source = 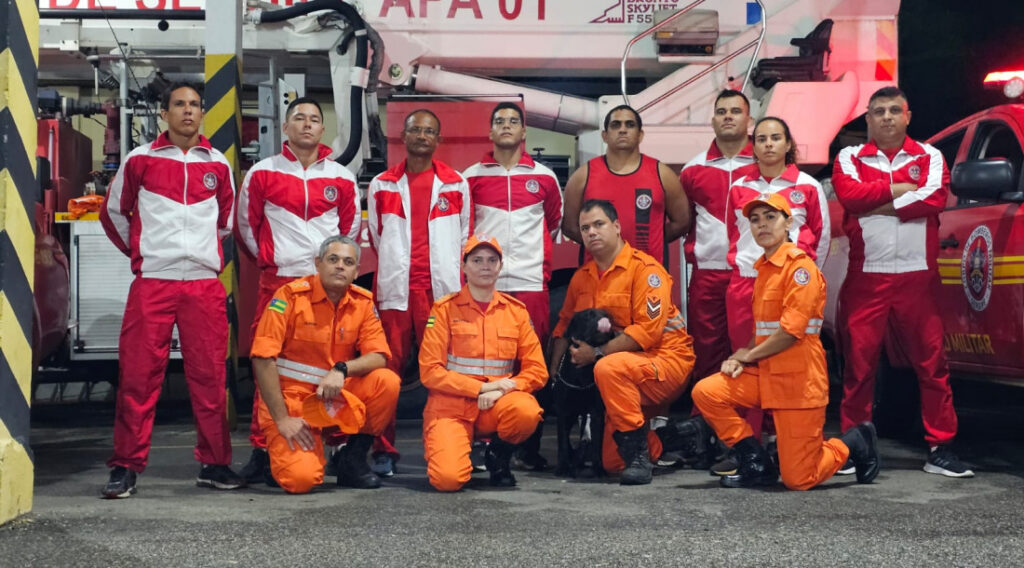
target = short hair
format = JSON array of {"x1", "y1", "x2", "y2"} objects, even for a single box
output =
[
  {"x1": 160, "y1": 82, "x2": 202, "y2": 111},
  {"x1": 317, "y1": 235, "x2": 360, "y2": 264},
  {"x1": 714, "y1": 89, "x2": 750, "y2": 113},
  {"x1": 753, "y1": 116, "x2": 798, "y2": 165},
  {"x1": 285, "y1": 97, "x2": 324, "y2": 121},
  {"x1": 603, "y1": 104, "x2": 642, "y2": 131},
  {"x1": 580, "y1": 199, "x2": 619, "y2": 223},
  {"x1": 404, "y1": 108, "x2": 442, "y2": 134},
  {"x1": 490, "y1": 102, "x2": 524, "y2": 126},
  {"x1": 868, "y1": 86, "x2": 908, "y2": 107}
]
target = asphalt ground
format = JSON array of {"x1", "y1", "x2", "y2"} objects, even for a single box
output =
[{"x1": 4, "y1": 379, "x2": 1024, "y2": 568}]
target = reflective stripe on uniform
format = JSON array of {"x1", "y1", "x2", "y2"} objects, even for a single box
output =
[
  {"x1": 446, "y1": 354, "x2": 516, "y2": 376},
  {"x1": 277, "y1": 357, "x2": 330, "y2": 385},
  {"x1": 663, "y1": 314, "x2": 686, "y2": 332},
  {"x1": 755, "y1": 319, "x2": 822, "y2": 336}
]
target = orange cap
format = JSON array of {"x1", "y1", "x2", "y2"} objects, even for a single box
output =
[
  {"x1": 742, "y1": 193, "x2": 792, "y2": 218},
  {"x1": 462, "y1": 234, "x2": 503, "y2": 260},
  {"x1": 301, "y1": 390, "x2": 366, "y2": 433}
]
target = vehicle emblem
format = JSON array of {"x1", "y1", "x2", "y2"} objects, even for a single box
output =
[{"x1": 961, "y1": 225, "x2": 993, "y2": 312}]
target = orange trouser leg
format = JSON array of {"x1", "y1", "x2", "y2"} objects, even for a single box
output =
[
  {"x1": 257, "y1": 383, "x2": 326, "y2": 494},
  {"x1": 594, "y1": 351, "x2": 693, "y2": 432},
  {"x1": 773, "y1": 407, "x2": 849, "y2": 491},
  {"x1": 343, "y1": 368, "x2": 401, "y2": 436},
  {"x1": 475, "y1": 391, "x2": 543, "y2": 444},
  {"x1": 423, "y1": 417, "x2": 475, "y2": 492},
  {"x1": 690, "y1": 370, "x2": 762, "y2": 446}
]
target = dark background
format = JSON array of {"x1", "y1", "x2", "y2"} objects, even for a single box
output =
[{"x1": 900, "y1": 0, "x2": 1024, "y2": 138}]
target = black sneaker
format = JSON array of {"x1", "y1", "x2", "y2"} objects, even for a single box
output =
[
  {"x1": 836, "y1": 458, "x2": 856, "y2": 475},
  {"x1": 196, "y1": 464, "x2": 246, "y2": 490},
  {"x1": 709, "y1": 454, "x2": 739, "y2": 476},
  {"x1": 924, "y1": 446, "x2": 975, "y2": 478},
  {"x1": 239, "y1": 448, "x2": 270, "y2": 484},
  {"x1": 470, "y1": 441, "x2": 488, "y2": 473},
  {"x1": 102, "y1": 466, "x2": 137, "y2": 499}
]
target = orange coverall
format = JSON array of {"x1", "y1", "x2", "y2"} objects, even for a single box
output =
[
  {"x1": 553, "y1": 243, "x2": 696, "y2": 473},
  {"x1": 692, "y1": 242, "x2": 849, "y2": 490},
  {"x1": 251, "y1": 275, "x2": 400, "y2": 494},
  {"x1": 418, "y1": 286, "x2": 548, "y2": 492}
]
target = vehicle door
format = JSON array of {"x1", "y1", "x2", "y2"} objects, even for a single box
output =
[{"x1": 935, "y1": 113, "x2": 1024, "y2": 379}]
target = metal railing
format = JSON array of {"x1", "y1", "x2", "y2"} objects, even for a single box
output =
[{"x1": 620, "y1": 0, "x2": 767, "y2": 114}]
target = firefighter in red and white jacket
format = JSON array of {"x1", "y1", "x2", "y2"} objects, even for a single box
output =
[
  {"x1": 725, "y1": 117, "x2": 830, "y2": 353},
  {"x1": 235, "y1": 97, "x2": 361, "y2": 483},
  {"x1": 680, "y1": 89, "x2": 756, "y2": 380},
  {"x1": 99, "y1": 83, "x2": 242, "y2": 498},
  {"x1": 832, "y1": 86, "x2": 973, "y2": 478},
  {"x1": 366, "y1": 109, "x2": 472, "y2": 475}
]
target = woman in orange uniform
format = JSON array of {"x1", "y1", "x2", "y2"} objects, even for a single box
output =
[
  {"x1": 692, "y1": 193, "x2": 880, "y2": 490},
  {"x1": 418, "y1": 235, "x2": 548, "y2": 492}
]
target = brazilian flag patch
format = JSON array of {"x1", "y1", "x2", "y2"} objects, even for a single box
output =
[
  {"x1": 426, "y1": 315, "x2": 436, "y2": 328},
  {"x1": 269, "y1": 299, "x2": 287, "y2": 314}
]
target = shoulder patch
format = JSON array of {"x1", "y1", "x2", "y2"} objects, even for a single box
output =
[
  {"x1": 793, "y1": 267, "x2": 811, "y2": 286},
  {"x1": 647, "y1": 273, "x2": 662, "y2": 288},
  {"x1": 645, "y1": 296, "x2": 662, "y2": 319},
  {"x1": 426, "y1": 315, "x2": 437, "y2": 328},
  {"x1": 287, "y1": 279, "x2": 312, "y2": 292},
  {"x1": 786, "y1": 246, "x2": 807, "y2": 259},
  {"x1": 348, "y1": 284, "x2": 373, "y2": 300},
  {"x1": 268, "y1": 298, "x2": 288, "y2": 314}
]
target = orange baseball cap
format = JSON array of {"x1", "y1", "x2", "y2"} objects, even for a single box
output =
[
  {"x1": 463, "y1": 234, "x2": 503, "y2": 260},
  {"x1": 742, "y1": 193, "x2": 792, "y2": 218},
  {"x1": 301, "y1": 390, "x2": 366, "y2": 433}
]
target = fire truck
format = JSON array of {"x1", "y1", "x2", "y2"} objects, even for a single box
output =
[{"x1": 31, "y1": 0, "x2": 901, "y2": 401}]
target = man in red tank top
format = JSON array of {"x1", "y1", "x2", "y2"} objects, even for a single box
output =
[{"x1": 562, "y1": 105, "x2": 690, "y2": 264}]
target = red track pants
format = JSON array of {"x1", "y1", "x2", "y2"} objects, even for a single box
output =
[{"x1": 687, "y1": 268, "x2": 732, "y2": 381}]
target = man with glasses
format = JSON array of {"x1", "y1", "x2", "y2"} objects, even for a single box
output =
[
  {"x1": 463, "y1": 103, "x2": 562, "y2": 470},
  {"x1": 366, "y1": 108, "x2": 472, "y2": 477}
]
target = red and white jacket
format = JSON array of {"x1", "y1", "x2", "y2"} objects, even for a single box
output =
[
  {"x1": 236, "y1": 143, "x2": 360, "y2": 278},
  {"x1": 100, "y1": 132, "x2": 234, "y2": 280},
  {"x1": 463, "y1": 152, "x2": 562, "y2": 292},
  {"x1": 367, "y1": 159, "x2": 471, "y2": 311},
  {"x1": 680, "y1": 140, "x2": 756, "y2": 270},
  {"x1": 726, "y1": 164, "x2": 830, "y2": 278},
  {"x1": 833, "y1": 137, "x2": 949, "y2": 273}
]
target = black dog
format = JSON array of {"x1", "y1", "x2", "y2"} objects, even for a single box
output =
[{"x1": 553, "y1": 308, "x2": 617, "y2": 478}]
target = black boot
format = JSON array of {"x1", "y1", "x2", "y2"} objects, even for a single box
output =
[
  {"x1": 613, "y1": 427, "x2": 653, "y2": 485},
  {"x1": 655, "y1": 416, "x2": 713, "y2": 466},
  {"x1": 720, "y1": 436, "x2": 779, "y2": 488},
  {"x1": 485, "y1": 437, "x2": 517, "y2": 487},
  {"x1": 840, "y1": 422, "x2": 880, "y2": 484},
  {"x1": 239, "y1": 448, "x2": 270, "y2": 485},
  {"x1": 336, "y1": 434, "x2": 381, "y2": 489}
]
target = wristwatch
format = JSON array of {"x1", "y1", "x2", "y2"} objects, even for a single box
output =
[
  {"x1": 332, "y1": 361, "x2": 348, "y2": 377},
  {"x1": 593, "y1": 346, "x2": 605, "y2": 361}
]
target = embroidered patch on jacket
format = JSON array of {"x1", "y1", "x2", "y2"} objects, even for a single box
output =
[
  {"x1": 526, "y1": 179, "x2": 540, "y2": 193},
  {"x1": 268, "y1": 298, "x2": 288, "y2": 313},
  {"x1": 426, "y1": 315, "x2": 436, "y2": 328},
  {"x1": 793, "y1": 268, "x2": 811, "y2": 286},
  {"x1": 908, "y1": 164, "x2": 921, "y2": 180},
  {"x1": 437, "y1": 196, "x2": 450, "y2": 212},
  {"x1": 789, "y1": 189, "x2": 805, "y2": 204},
  {"x1": 646, "y1": 296, "x2": 662, "y2": 319},
  {"x1": 636, "y1": 193, "x2": 653, "y2": 210},
  {"x1": 203, "y1": 172, "x2": 218, "y2": 190},
  {"x1": 647, "y1": 273, "x2": 662, "y2": 288},
  {"x1": 324, "y1": 185, "x2": 338, "y2": 201}
]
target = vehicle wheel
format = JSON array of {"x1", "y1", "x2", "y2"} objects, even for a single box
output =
[{"x1": 872, "y1": 355, "x2": 923, "y2": 440}]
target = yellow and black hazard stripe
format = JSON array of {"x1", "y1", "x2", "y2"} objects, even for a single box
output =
[
  {"x1": 0, "y1": 0, "x2": 38, "y2": 521},
  {"x1": 204, "y1": 52, "x2": 243, "y2": 426}
]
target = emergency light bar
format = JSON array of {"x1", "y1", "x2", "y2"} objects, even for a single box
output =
[{"x1": 983, "y1": 70, "x2": 1024, "y2": 100}]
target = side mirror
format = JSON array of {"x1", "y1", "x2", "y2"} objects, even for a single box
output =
[{"x1": 950, "y1": 158, "x2": 1022, "y2": 202}]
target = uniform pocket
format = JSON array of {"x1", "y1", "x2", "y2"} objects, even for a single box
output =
[
  {"x1": 293, "y1": 323, "x2": 329, "y2": 343},
  {"x1": 496, "y1": 327, "x2": 519, "y2": 359}
]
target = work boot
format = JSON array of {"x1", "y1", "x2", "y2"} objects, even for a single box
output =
[
  {"x1": 335, "y1": 434, "x2": 381, "y2": 489},
  {"x1": 239, "y1": 448, "x2": 270, "y2": 485},
  {"x1": 840, "y1": 422, "x2": 881, "y2": 484},
  {"x1": 654, "y1": 416, "x2": 713, "y2": 466},
  {"x1": 485, "y1": 437, "x2": 517, "y2": 487},
  {"x1": 720, "y1": 436, "x2": 778, "y2": 488},
  {"x1": 612, "y1": 427, "x2": 654, "y2": 486}
]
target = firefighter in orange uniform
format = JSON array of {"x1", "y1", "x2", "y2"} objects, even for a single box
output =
[
  {"x1": 250, "y1": 235, "x2": 400, "y2": 494},
  {"x1": 692, "y1": 194, "x2": 880, "y2": 490},
  {"x1": 550, "y1": 199, "x2": 695, "y2": 486},
  {"x1": 419, "y1": 235, "x2": 548, "y2": 492}
]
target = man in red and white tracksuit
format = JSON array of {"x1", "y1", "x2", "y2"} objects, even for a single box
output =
[
  {"x1": 366, "y1": 108, "x2": 472, "y2": 476},
  {"x1": 463, "y1": 102, "x2": 562, "y2": 470},
  {"x1": 833, "y1": 86, "x2": 972, "y2": 478},
  {"x1": 680, "y1": 89, "x2": 755, "y2": 380},
  {"x1": 99, "y1": 83, "x2": 242, "y2": 498},
  {"x1": 235, "y1": 97, "x2": 361, "y2": 482}
]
